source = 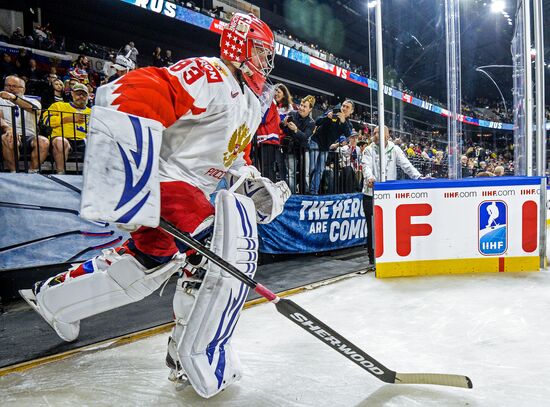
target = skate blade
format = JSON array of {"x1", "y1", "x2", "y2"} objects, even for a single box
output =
[
  {"x1": 19, "y1": 289, "x2": 58, "y2": 334},
  {"x1": 168, "y1": 370, "x2": 190, "y2": 391},
  {"x1": 19, "y1": 289, "x2": 41, "y2": 314}
]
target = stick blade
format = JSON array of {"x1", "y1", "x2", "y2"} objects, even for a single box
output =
[
  {"x1": 395, "y1": 373, "x2": 473, "y2": 389},
  {"x1": 276, "y1": 298, "x2": 473, "y2": 389},
  {"x1": 274, "y1": 298, "x2": 397, "y2": 383}
]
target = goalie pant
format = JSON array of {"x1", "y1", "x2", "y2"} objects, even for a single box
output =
[{"x1": 20, "y1": 190, "x2": 258, "y2": 398}]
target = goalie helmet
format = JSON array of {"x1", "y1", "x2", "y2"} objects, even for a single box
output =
[{"x1": 220, "y1": 13, "x2": 275, "y2": 96}]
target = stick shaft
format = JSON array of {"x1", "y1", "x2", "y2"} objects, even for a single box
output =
[
  {"x1": 0, "y1": 230, "x2": 113, "y2": 252},
  {"x1": 66, "y1": 236, "x2": 123, "y2": 262},
  {"x1": 159, "y1": 219, "x2": 394, "y2": 382},
  {"x1": 0, "y1": 201, "x2": 108, "y2": 227},
  {"x1": 41, "y1": 174, "x2": 82, "y2": 194},
  {"x1": 159, "y1": 219, "x2": 260, "y2": 290},
  {"x1": 275, "y1": 297, "x2": 396, "y2": 382},
  {"x1": 0, "y1": 201, "x2": 79, "y2": 216}
]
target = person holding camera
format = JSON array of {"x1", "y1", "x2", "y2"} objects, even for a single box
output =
[
  {"x1": 280, "y1": 95, "x2": 315, "y2": 193},
  {"x1": 274, "y1": 83, "x2": 294, "y2": 119},
  {"x1": 309, "y1": 99, "x2": 354, "y2": 194}
]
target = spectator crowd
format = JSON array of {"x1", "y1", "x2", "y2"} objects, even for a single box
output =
[{"x1": 0, "y1": 23, "x2": 526, "y2": 186}]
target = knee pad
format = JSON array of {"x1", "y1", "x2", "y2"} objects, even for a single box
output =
[{"x1": 169, "y1": 190, "x2": 258, "y2": 398}]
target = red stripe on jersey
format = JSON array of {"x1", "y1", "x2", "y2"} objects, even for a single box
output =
[
  {"x1": 111, "y1": 67, "x2": 204, "y2": 128},
  {"x1": 190, "y1": 105, "x2": 207, "y2": 115},
  {"x1": 242, "y1": 143, "x2": 252, "y2": 165}
]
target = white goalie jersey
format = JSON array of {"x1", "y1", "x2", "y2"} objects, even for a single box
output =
[{"x1": 95, "y1": 57, "x2": 262, "y2": 197}]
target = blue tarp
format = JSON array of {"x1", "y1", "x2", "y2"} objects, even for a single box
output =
[
  {"x1": 0, "y1": 175, "x2": 367, "y2": 269},
  {"x1": 0, "y1": 174, "x2": 127, "y2": 270}
]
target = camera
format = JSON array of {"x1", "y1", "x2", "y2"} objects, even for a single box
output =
[
  {"x1": 286, "y1": 116, "x2": 294, "y2": 124},
  {"x1": 331, "y1": 108, "x2": 340, "y2": 122}
]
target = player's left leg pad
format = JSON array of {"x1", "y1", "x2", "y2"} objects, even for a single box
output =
[
  {"x1": 169, "y1": 189, "x2": 258, "y2": 398},
  {"x1": 19, "y1": 250, "x2": 181, "y2": 342}
]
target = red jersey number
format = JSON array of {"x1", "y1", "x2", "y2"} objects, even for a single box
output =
[
  {"x1": 169, "y1": 59, "x2": 205, "y2": 85},
  {"x1": 168, "y1": 59, "x2": 192, "y2": 72},
  {"x1": 182, "y1": 65, "x2": 204, "y2": 85}
]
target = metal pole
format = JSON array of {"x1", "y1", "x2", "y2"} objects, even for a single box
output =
[
  {"x1": 444, "y1": 0, "x2": 462, "y2": 179},
  {"x1": 398, "y1": 82, "x2": 404, "y2": 133},
  {"x1": 391, "y1": 79, "x2": 396, "y2": 131},
  {"x1": 539, "y1": 177, "x2": 547, "y2": 270},
  {"x1": 534, "y1": 0, "x2": 545, "y2": 176},
  {"x1": 533, "y1": 0, "x2": 546, "y2": 269},
  {"x1": 375, "y1": 0, "x2": 386, "y2": 181},
  {"x1": 523, "y1": 0, "x2": 533, "y2": 175},
  {"x1": 368, "y1": 6, "x2": 373, "y2": 121}
]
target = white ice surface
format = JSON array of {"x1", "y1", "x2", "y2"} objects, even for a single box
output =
[{"x1": 2, "y1": 271, "x2": 550, "y2": 407}]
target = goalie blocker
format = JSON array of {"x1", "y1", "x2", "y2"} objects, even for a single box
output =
[{"x1": 80, "y1": 106, "x2": 163, "y2": 229}]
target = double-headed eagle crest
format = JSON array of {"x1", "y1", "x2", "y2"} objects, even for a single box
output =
[{"x1": 224, "y1": 123, "x2": 252, "y2": 167}]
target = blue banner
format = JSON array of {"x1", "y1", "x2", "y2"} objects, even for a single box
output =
[{"x1": 259, "y1": 193, "x2": 367, "y2": 254}]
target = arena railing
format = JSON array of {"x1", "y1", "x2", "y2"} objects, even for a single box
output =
[
  {"x1": 252, "y1": 140, "x2": 364, "y2": 196},
  {"x1": 0, "y1": 107, "x2": 88, "y2": 175}
]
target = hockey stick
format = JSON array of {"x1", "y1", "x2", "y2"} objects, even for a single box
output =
[
  {"x1": 159, "y1": 218, "x2": 472, "y2": 389},
  {"x1": 0, "y1": 201, "x2": 108, "y2": 227},
  {"x1": 40, "y1": 173, "x2": 82, "y2": 195},
  {"x1": 0, "y1": 230, "x2": 114, "y2": 252},
  {"x1": 66, "y1": 235, "x2": 123, "y2": 262}
]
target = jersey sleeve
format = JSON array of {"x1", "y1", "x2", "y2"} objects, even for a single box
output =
[
  {"x1": 256, "y1": 101, "x2": 282, "y2": 145},
  {"x1": 43, "y1": 102, "x2": 62, "y2": 128},
  {"x1": 95, "y1": 58, "x2": 221, "y2": 128}
]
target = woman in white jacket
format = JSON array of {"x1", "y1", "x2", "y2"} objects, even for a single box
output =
[{"x1": 361, "y1": 126, "x2": 421, "y2": 263}]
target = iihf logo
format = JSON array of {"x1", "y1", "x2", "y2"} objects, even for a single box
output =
[{"x1": 478, "y1": 200, "x2": 507, "y2": 255}]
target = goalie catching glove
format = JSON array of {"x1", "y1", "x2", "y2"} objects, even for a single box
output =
[{"x1": 226, "y1": 166, "x2": 291, "y2": 223}]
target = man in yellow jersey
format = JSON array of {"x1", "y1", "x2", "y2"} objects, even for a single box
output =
[{"x1": 44, "y1": 83, "x2": 91, "y2": 173}]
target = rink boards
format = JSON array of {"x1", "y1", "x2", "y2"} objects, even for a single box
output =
[{"x1": 374, "y1": 176, "x2": 544, "y2": 278}]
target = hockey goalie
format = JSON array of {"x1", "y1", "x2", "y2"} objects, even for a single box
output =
[{"x1": 19, "y1": 13, "x2": 290, "y2": 398}]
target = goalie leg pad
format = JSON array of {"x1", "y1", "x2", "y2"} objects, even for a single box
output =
[
  {"x1": 168, "y1": 190, "x2": 258, "y2": 398},
  {"x1": 19, "y1": 249, "x2": 181, "y2": 342}
]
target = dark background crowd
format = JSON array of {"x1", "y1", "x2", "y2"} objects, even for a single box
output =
[{"x1": 0, "y1": 2, "x2": 537, "y2": 187}]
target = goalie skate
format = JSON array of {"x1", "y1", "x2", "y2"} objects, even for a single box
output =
[{"x1": 20, "y1": 286, "x2": 80, "y2": 342}]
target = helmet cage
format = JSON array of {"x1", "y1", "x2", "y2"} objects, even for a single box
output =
[
  {"x1": 220, "y1": 13, "x2": 274, "y2": 95},
  {"x1": 244, "y1": 38, "x2": 274, "y2": 78}
]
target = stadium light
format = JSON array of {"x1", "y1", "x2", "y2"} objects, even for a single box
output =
[
  {"x1": 490, "y1": 1, "x2": 505, "y2": 13},
  {"x1": 367, "y1": 1, "x2": 377, "y2": 9}
]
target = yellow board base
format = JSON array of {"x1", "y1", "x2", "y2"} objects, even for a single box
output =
[{"x1": 376, "y1": 256, "x2": 540, "y2": 278}]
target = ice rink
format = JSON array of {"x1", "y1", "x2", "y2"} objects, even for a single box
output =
[{"x1": 2, "y1": 270, "x2": 550, "y2": 407}]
